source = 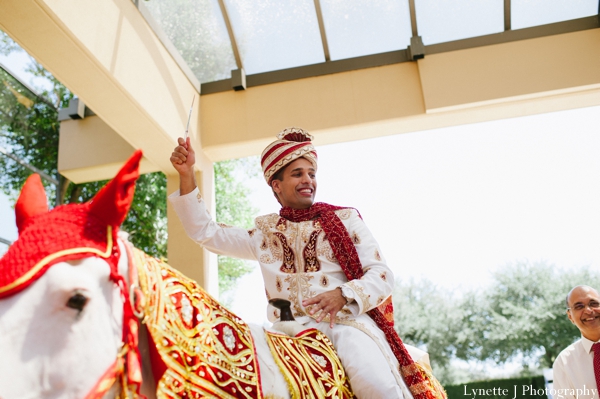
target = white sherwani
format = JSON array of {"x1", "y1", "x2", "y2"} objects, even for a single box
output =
[{"x1": 169, "y1": 188, "x2": 417, "y2": 398}]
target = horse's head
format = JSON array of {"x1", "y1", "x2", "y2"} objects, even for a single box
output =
[{"x1": 0, "y1": 151, "x2": 142, "y2": 399}]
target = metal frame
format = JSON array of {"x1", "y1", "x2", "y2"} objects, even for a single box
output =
[
  {"x1": 313, "y1": 0, "x2": 331, "y2": 62},
  {"x1": 0, "y1": 63, "x2": 55, "y2": 108},
  {"x1": 0, "y1": 237, "x2": 11, "y2": 246},
  {"x1": 201, "y1": 15, "x2": 599, "y2": 94},
  {"x1": 133, "y1": 2, "x2": 599, "y2": 95},
  {"x1": 135, "y1": 1, "x2": 200, "y2": 91},
  {"x1": 408, "y1": 0, "x2": 419, "y2": 37},
  {"x1": 504, "y1": 0, "x2": 511, "y2": 31},
  {"x1": 217, "y1": 0, "x2": 244, "y2": 70},
  {"x1": 0, "y1": 146, "x2": 59, "y2": 185}
]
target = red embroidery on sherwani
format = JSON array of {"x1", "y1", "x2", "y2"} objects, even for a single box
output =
[
  {"x1": 380, "y1": 271, "x2": 387, "y2": 282},
  {"x1": 280, "y1": 203, "x2": 447, "y2": 399},
  {"x1": 303, "y1": 230, "x2": 321, "y2": 272},
  {"x1": 374, "y1": 249, "x2": 381, "y2": 261},
  {"x1": 351, "y1": 231, "x2": 360, "y2": 244},
  {"x1": 276, "y1": 276, "x2": 283, "y2": 292},
  {"x1": 276, "y1": 217, "x2": 287, "y2": 231},
  {"x1": 274, "y1": 232, "x2": 296, "y2": 273},
  {"x1": 320, "y1": 274, "x2": 329, "y2": 287}
]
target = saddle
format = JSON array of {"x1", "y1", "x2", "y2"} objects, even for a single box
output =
[{"x1": 132, "y1": 246, "x2": 353, "y2": 399}]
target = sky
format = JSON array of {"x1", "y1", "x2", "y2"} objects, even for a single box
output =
[
  {"x1": 2, "y1": 36, "x2": 600, "y2": 324},
  {"x1": 229, "y1": 104, "x2": 600, "y2": 325},
  {"x1": 1, "y1": 4, "x2": 599, "y2": 379}
]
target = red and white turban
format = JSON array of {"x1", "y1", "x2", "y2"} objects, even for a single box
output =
[{"x1": 261, "y1": 127, "x2": 318, "y2": 185}]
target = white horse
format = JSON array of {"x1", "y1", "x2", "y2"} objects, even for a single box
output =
[{"x1": 0, "y1": 151, "x2": 355, "y2": 399}]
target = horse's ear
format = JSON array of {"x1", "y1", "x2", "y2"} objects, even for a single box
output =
[
  {"x1": 15, "y1": 174, "x2": 49, "y2": 234},
  {"x1": 89, "y1": 150, "x2": 143, "y2": 226}
]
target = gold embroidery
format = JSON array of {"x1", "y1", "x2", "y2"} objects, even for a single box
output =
[
  {"x1": 255, "y1": 214, "x2": 281, "y2": 234},
  {"x1": 317, "y1": 235, "x2": 336, "y2": 263},
  {"x1": 217, "y1": 222, "x2": 234, "y2": 228},
  {"x1": 276, "y1": 218, "x2": 287, "y2": 232},
  {"x1": 276, "y1": 276, "x2": 283, "y2": 292},
  {"x1": 248, "y1": 228, "x2": 256, "y2": 237},
  {"x1": 265, "y1": 329, "x2": 354, "y2": 399},
  {"x1": 380, "y1": 271, "x2": 387, "y2": 282},
  {"x1": 303, "y1": 230, "x2": 321, "y2": 272},
  {"x1": 134, "y1": 248, "x2": 262, "y2": 398},
  {"x1": 285, "y1": 273, "x2": 314, "y2": 317},
  {"x1": 274, "y1": 232, "x2": 296, "y2": 273},
  {"x1": 0, "y1": 226, "x2": 114, "y2": 295},
  {"x1": 320, "y1": 274, "x2": 329, "y2": 287},
  {"x1": 351, "y1": 231, "x2": 361, "y2": 244},
  {"x1": 374, "y1": 249, "x2": 381, "y2": 261},
  {"x1": 346, "y1": 281, "x2": 370, "y2": 310},
  {"x1": 335, "y1": 209, "x2": 352, "y2": 220},
  {"x1": 401, "y1": 363, "x2": 420, "y2": 375}
]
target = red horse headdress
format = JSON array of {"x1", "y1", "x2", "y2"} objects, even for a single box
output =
[{"x1": 0, "y1": 150, "x2": 142, "y2": 298}]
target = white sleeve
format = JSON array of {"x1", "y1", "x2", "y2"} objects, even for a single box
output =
[
  {"x1": 340, "y1": 210, "x2": 395, "y2": 316},
  {"x1": 552, "y1": 355, "x2": 576, "y2": 399},
  {"x1": 168, "y1": 188, "x2": 257, "y2": 260}
]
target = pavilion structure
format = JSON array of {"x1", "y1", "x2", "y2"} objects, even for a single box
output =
[{"x1": 1, "y1": 0, "x2": 598, "y2": 294}]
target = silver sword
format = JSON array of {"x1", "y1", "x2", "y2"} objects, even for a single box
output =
[{"x1": 184, "y1": 95, "x2": 195, "y2": 141}]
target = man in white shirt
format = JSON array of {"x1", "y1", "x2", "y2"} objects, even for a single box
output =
[{"x1": 553, "y1": 285, "x2": 600, "y2": 399}]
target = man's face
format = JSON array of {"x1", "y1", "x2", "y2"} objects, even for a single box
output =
[
  {"x1": 567, "y1": 286, "x2": 600, "y2": 341},
  {"x1": 271, "y1": 157, "x2": 317, "y2": 209}
]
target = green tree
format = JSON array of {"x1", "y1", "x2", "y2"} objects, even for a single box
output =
[
  {"x1": 142, "y1": 0, "x2": 236, "y2": 83},
  {"x1": 393, "y1": 278, "x2": 483, "y2": 385},
  {"x1": 214, "y1": 157, "x2": 260, "y2": 298},
  {"x1": 0, "y1": 34, "x2": 171, "y2": 258},
  {"x1": 469, "y1": 261, "x2": 600, "y2": 367},
  {"x1": 0, "y1": 30, "x2": 260, "y2": 297},
  {"x1": 393, "y1": 261, "x2": 600, "y2": 384}
]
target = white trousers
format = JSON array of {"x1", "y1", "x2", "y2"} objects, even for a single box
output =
[{"x1": 305, "y1": 320, "x2": 411, "y2": 399}]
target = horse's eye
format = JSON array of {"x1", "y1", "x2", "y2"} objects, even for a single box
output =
[{"x1": 66, "y1": 292, "x2": 89, "y2": 312}]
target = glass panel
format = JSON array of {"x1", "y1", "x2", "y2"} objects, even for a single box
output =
[
  {"x1": 143, "y1": 0, "x2": 237, "y2": 83},
  {"x1": 415, "y1": 0, "x2": 504, "y2": 45},
  {"x1": 320, "y1": 0, "x2": 412, "y2": 61},
  {"x1": 224, "y1": 0, "x2": 325, "y2": 74},
  {"x1": 512, "y1": 0, "x2": 598, "y2": 30}
]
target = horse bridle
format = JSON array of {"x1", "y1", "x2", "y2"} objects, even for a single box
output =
[{"x1": 83, "y1": 238, "x2": 146, "y2": 399}]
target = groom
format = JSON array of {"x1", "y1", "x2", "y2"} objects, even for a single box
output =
[{"x1": 169, "y1": 127, "x2": 444, "y2": 399}]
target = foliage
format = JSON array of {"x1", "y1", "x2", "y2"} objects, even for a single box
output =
[
  {"x1": 0, "y1": 31, "x2": 258, "y2": 292},
  {"x1": 0, "y1": 61, "x2": 70, "y2": 204},
  {"x1": 0, "y1": 37, "x2": 168, "y2": 258},
  {"x1": 142, "y1": 0, "x2": 236, "y2": 83},
  {"x1": 214, "y1": 157, "x2": 260, "y2": 297},
  {"x1": 445, "y1": 375, "x2": 546, "y2": 399},
  {"x1": 1, "y1": 31, "x2": 19, "y2": 56},
  {"x1": 393, "y1": 278, "x2": 484, "y2": 385},
  {"x1": 394, "y1": 261, "x2": 600, "y2": 385},
  {"x1": 470, "y1": 261, "x2": 600, "y2": 367}
]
